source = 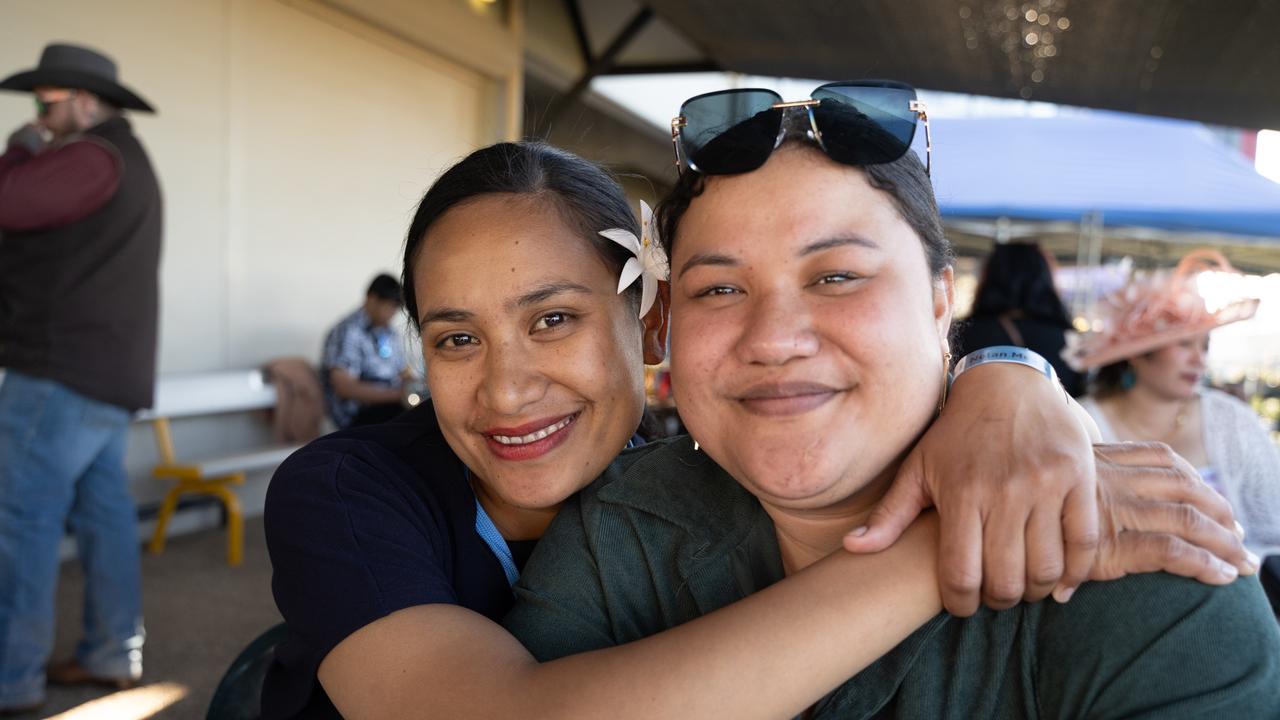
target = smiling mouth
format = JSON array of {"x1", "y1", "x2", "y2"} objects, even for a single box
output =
[
  {"x1": 488, "y1": 414, "x2": 577, "y2": 445},
  {"x1": 735, "y1": 382, "x2": 843, "y2": 416}
]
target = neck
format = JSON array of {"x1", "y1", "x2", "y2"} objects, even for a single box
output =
[
  {"x1": 764, "y1": 470, "x2": 895, "y2": 575},
  {"x1": 471, "y1": 476, "x2": 558, "y2": 541},
  {"x1": 1112, "y1": 384, "x2": 1192, "y2": 441}
]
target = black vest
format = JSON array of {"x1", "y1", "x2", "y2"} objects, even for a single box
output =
[{"x1": 0, "y1": 116, "x2": 161, "y2": 411}]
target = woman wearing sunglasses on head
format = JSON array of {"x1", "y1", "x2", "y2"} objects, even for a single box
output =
[
  {"x1": 503, "y1": 83, "x2": 1280, "y2": 718},
  {"x1": 264, "y1": 104, "x2": 1256, "y2": 718}
]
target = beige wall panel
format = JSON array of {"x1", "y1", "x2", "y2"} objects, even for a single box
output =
[
  {"x1": 224, "y1": 0, "x2": 487, "y2": 368},
  {"x1": 1, "y1": 0, "x2": 498, "y2": 525},
  {"x1": 1, "y1": 0, "x2": 491, "y2": 375},
  {"x1": 318, "y1": 0, "x2": 519, "y2": 80},
  {"x1": 0, "y1": 0, "x2": 230, "y2": 373}
]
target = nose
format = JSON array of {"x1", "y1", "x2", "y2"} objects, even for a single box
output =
[
  {"x1": 733, "y1": 289, "x2": 820, "y2": 366},
  {"x1": 479, "y1": 338, "x2": 548, "y2": 415},
  {"x1": 1187, "y1": 341, "x2": 1207, "y2": 368}
]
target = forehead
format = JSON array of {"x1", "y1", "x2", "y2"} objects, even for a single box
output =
[
  {"x1": 414, "y1": 194, "x2": 615, "y2": 303},
  {"x1": 33, "y1": 86, "x2": 73, "y2": 99},
  {"x1": 677, "y1": 147, "x2": 918, "y2": 261}
]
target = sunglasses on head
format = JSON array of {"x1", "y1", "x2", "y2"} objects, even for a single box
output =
[
  {"x1": 33, "y1": 88, "x2": 76, "y2": 116},
  {"x1": 670, "y1": 80, "x2": 930, "y2": 177}
]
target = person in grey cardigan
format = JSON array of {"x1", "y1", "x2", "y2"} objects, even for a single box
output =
[{"x1": 1069, "y1": 249, "x2": 1279, "y2": 559}]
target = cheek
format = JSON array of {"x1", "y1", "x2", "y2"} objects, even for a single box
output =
[
  {"x1": 830, "y1": 284, "x2": 940, "y2": 358},
  {"x1": 425, "y1": 353, "x2": 479, "y2": 428},
  {"x1": 565, "y1": 316, "x2": 647, "y2": 411},
  {"x1": 1146, "y1": 352, "x2": 1181, "y2": 377},
  {"x1": 668, "y1": 306, "x2": 731, "y2": 402}
]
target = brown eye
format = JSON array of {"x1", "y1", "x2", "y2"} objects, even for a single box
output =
[
  {"x1": 815, "y1": 272, "x2": 859, "y2": 285},
  {"x1": 697, "y1": 286, "x2": 739, "y2": 297},
  {"x1": 438, "y1": 333, "x2": 479, "y2": 349},
  {"x1": 532, "y1": 312, "x2": 571, "y2": 331}
]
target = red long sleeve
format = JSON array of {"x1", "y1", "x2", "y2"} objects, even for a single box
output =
[{"x1": 0, "y1": 137, "x2": 121, "y2": 231}]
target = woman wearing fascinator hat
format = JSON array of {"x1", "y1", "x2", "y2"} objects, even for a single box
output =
[{"x1": 1068, "y1": 249, "x2": 1280, "y2": 560}]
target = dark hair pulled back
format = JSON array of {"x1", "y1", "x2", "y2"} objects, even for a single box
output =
[
  {"x1": 654, "y1": 118, "x2": 952, "y2": 278},
  {"x1": 402, "y1": 141, "x2": 640, "y2": 330}
]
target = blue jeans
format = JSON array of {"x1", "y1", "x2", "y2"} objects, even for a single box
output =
[{"x1": 0, "y1": 372, "x2": 144, "y2": 707}]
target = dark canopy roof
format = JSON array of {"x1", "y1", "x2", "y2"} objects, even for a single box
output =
[{"x1": 580, "y1": 0, "x2": 1280, "y2": 130}]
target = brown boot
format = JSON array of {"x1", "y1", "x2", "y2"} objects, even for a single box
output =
[{"x1": 46, "y1": 659, "x2": 138, "y2": 691}]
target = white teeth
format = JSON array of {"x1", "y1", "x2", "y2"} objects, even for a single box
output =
[{"x1": 491, "y1": 416, "x2": 574, "y2": 445}]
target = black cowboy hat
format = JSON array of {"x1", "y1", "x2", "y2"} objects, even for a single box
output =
[{"x1": 0, "y1": 43, "x2": 155, "y2": 113}]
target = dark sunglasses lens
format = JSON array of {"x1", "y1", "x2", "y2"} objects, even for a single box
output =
[
  {"x1": 811, "y1": 85, "x2": 918, "y2": 165},
  {"x1": 681, "y1": 90, "x2": 782, "y2": 174},
  {"x1": 34, "y1": 98, "x2": 48, "y2": 115}
]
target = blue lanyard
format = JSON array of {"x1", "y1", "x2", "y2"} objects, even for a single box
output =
[
  {"x1": 467, "y1": 435, "x2": 640, "y2": 589},
  {"x1": 468, "y1": 470, "x2": 519, "y2": 588}
]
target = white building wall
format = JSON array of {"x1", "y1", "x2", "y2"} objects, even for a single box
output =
[{"x1": 0, "y1": 0, "x2": 516, "y2": 531}]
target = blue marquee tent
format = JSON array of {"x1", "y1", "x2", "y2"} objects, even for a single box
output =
[{"x1": 915, "y1": 112, "x2": 1280, "y2": 241}]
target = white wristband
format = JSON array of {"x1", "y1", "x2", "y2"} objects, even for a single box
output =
[{"x1": 952, "y1": 345, "x2": 1058, "y2": 383}]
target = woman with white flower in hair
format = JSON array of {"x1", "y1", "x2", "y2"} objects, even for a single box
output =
[{"x1": 262, "y1": 140, "x2": 1257, "y2": 719}]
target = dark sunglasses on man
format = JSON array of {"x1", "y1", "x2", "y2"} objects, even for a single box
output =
[
  {"x1": 670, "y1": 79, "x2": 931, "y2": 176},
  {"x1": 33, "y1": 88, "x2": 76, "y2": 116}
]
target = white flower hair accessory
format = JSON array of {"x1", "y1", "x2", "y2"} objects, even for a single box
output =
[{"x1": 599, "y1": 199, "x2": 670, "y2": 319}]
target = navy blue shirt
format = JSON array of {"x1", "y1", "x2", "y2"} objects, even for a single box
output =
[{"x1": 261, "y1": 401, "x2": 512, "y2": 719}]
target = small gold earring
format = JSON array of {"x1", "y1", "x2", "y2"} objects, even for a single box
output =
[{"x1": 938, "y1": 351, "x2": 952, "y2": 413}]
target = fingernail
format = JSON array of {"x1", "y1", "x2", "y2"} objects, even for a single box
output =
[
  {"x1": 1244, "y1": 550, "x2": 1261, "y2": 572},
  {"x1": 1053, "y1": 586, "x2": 1075, "y2": 603},
  {"x1": 849, "y1": 526, "x2": 868, "y2": 538},
  {"x1": 1234, "y1": 521, "x2": 1246, "y2": 540},
  {"x1": 1218, "y1": 559, "x2": 1239, "y2": 580}
]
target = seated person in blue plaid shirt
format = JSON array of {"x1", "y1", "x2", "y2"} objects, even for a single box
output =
[{"x1": 321, "y1": 273, "x2": 408, "y2": 428}]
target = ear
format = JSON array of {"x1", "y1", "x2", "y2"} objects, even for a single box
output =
[
  {"x1": 933, "y1": 266, "x2": 955, "y2": 353},
  {"x1": 642, "y1": 280, "x2": 671, "y2": 365}
]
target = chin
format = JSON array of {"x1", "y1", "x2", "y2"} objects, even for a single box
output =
[
  {"x1": 505, "y1": 468, "x2": 594, "y2": 509},
  {"x1": 732, "y1": 452, "x2": 855, "y2": 505}
]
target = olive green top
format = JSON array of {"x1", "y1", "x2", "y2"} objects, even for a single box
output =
[{"x1": 505, "y1": 436, "x2": 1280, "y2": 719}]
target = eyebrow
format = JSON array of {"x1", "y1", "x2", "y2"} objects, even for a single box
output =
[
  {"x1": 678, "y1": 252, "x2": 739, "y2": 279},
  {"x1": 677, "y1": 235, "x2": 881, "y2": 278},
  {"x1": 799, "y1": 235, "x2": 880, "y2": 256},
  {"x1": 509, "y1": 281, "x2": 593, "y2": 310},
  {"x1": 419, "y1": 307, "x2": 473, "y2": 326},
  {"x1": 418, "y1": 280, "x2": 594, "y2": 327}
]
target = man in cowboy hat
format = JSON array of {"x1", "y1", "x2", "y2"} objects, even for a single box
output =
[{"x1": 0, "y1": 42, "x2": 160, "y2": 714}]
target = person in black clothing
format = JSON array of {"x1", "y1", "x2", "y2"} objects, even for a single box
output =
[{"x1": 953, "y1": 242, "x2": 1085, "y2": 396}]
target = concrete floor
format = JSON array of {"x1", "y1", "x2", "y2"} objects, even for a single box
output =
[{"x1": 12, "y1": 517, "x2": 280, "y2": 719}]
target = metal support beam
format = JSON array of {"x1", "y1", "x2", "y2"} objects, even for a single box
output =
[
  {"x1": 601, "y1": 61, "x2": 720, "y2": 75},
  {"x1": 537, "y1": 6, "x2": 654, "y2": 137},
  {"x1": 563, "y1": 0, "x2": 594, "y2": 68}
]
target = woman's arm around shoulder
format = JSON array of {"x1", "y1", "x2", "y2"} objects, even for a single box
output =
[{"x1": 323, "y1": 496, "x2": 944, "y2": 720}]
